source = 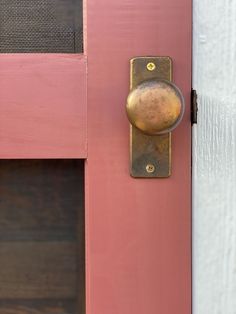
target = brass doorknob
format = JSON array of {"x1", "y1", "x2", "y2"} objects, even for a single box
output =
[{"x1": 126, "y1": 79, "x2": 185, "y2": 135}]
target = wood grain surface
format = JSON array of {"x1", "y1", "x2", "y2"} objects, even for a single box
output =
[
  {"x1": 0, "y1": 160, "x2": 82, "y2": 242},
  {"x1": 85, "y1": 0, "x2": 192, "y2": 314},
  {"x1": 0, "y1": 160, "x2": 85, "y2": 313},
  {"x1": 193, "y1": 1, "x2": 236, "y2": 313},
  {"x1": 0, "y1": 54, "x2": 87, "y2": 158},
  {"x1": 0, "y1": 242, "x2": 77, "y2": 299},
  {"x1": 0, "y1": 300, "x2": 77, "y2": 314}
]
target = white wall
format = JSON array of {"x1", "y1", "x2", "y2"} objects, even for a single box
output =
[{"x1": 193, "y1": 1, "x2": 236, "y2": 313}]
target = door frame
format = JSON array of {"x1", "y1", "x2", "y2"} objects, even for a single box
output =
[
  {"x1": 0, "y1": 0, "x2": 192, "y2": 313},
  {"x1": 85, "y1": 0, "x2": 192, "y2": 313}
]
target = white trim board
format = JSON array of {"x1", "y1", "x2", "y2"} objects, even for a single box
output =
[{"x1": 193, "y1": 1, "x2": 236, "y2": 313}]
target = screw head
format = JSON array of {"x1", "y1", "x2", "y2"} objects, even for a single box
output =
[
  {"x1": 146, "y1": 164, "x2": 155, "y2": 173},
  {"x1": 146, "y1": 62, "x2": 156, "y2": 71}
]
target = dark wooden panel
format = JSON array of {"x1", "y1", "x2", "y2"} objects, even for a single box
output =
[
  {"x1": 0, "y1": 299, "x2": 76, "y2": 314},
  {"x1": 0, "y1": 242, "x2": 78, "y2": 299},
  {"x1": 0, "y1": 160, "x2": 85, "y2": 313},
  {"x1": 0, "y1": 160, "x2": 84, "y2": 241}
]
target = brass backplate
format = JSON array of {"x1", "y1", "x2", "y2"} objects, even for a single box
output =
[{"x1": 130, "y1": 57, "x2": 172, "y2": 178}]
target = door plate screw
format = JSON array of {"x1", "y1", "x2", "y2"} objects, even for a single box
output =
[
  {"x1": 146, "y1": 164, "x2": 155, "y2": 173},
  {"x1": 146, "y1": 62, "x2": 156, "y2": 71}
]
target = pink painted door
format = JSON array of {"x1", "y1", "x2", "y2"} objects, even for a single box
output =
[{"x1": 0, "y1": 1, "x2": 191, "y2": 314}]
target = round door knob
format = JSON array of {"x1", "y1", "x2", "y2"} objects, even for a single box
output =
[{"x1": 126, "y1": 79, "x2": 185, "y2": 135}]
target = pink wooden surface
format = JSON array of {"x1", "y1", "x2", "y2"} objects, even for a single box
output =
[
  {"x1": 85, "y1": 1, "x2": 191, "y2": 314},
  {"x1": 0, "y1": 54, "x2": 87, "y2": 158}
]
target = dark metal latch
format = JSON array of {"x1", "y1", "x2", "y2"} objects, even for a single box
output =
[{"x1": 191, "y1": 89, "x2": 198, "y2": 124}]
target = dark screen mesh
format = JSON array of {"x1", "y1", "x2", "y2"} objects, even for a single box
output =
[{"x1": 0, "y1": 0, "x2": 83, "y2": 53}]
